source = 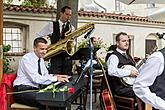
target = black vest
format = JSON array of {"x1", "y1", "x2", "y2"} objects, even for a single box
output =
[
  {"x1": 113, "y1": 50, "x2": 136, "y2": 68},
  {"x1": 149, "y1": 47, "x2": 165, "y2": 100},
  {"x1": 50, "y1": 21, "x2": 71, "y2": 44},
  {"x1": 49, "y1": 21, "x2": 72, "y2": 75},
  {"x1": 108, "y1": 50, "x2": 136, "y2": 95}
]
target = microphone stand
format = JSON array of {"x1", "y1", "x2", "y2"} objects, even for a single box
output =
[{"x1": 85, "y1": 29, "x2": 94, "y2": 110}]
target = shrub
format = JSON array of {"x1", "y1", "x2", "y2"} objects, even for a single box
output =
[{"x1": 3, "y1": 45, "x2": 15, "y2": 73}]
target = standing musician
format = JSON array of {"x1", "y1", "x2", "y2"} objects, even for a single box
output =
[
  {"x1": 133, "y1": 47, "x2": 165, "y2": 110},
  {"x1": 106, "y1": 32, "x2": 139, "y2": 98},
  {"x1": 36, "y1": 6, "x2": 75, "y2": 76}
]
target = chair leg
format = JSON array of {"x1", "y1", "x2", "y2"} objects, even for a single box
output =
[
  {"x1": 145, "y1": 104, "x2": 152, "y2": 110},
  {"x1": 84, "y1": 78, "x2": 90, "y2": 107},
  {"x1": 136, "y1": 97, "x2": 145, "y2": 110},
  {"x1": 94, "y1": 87, "x2": 97, "y2": 103}
]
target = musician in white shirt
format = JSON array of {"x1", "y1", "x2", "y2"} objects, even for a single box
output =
[
  {"x1": 133, "y1": 48, "x2": 165, "y2": 110},
  {"x1": 36, "y1": 6, "x2": 75, "y2": 76},
  {"x1": 13, "y1": 37, "x2": 69, "y2": 110},
  {"x1": 106, "y1": 32, "x2": 139, "y2": 98}
]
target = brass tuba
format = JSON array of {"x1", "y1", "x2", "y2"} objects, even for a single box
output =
[{"x1": 44, "y1": 22, "x2": 95, "y2": 60}]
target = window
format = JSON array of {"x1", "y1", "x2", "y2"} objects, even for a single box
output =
[
  {"x1": 146, "y1": 3, "x2": 156, "y2": 8},
  {"x1": 145, "y1": 39, "x2": 157, "y2": 56},
  {"x1": 3, "y1": 27, "x2": 22, "y2": 53},
  {"x1": 115, "y1": 0, "x2": 121, "y2": 11},
  {"x1": 115, "y1": 0, "x2": 125, "y2": 11}
]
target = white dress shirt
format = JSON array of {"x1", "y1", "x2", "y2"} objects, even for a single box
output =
[
  {"x1": 36, "y1": 20, "x2": 75, "y2": 38},
  {"x1": 133, "y1": 51, "x2": 165, "y2": 110},
  {"x1": 106, "y1": 48, "x2": 131, "y2": 77},
  {"x1": 13, "y1": 52, "x2": 57, "y2": 88}
]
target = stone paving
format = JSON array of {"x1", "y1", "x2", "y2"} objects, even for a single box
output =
[{"x1": 71, "y1": 93, "x2": 101, "y2": 110}]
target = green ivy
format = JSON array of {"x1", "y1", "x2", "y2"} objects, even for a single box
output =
[
  {"x1": 77, "y1": 37, "x2": 107, "y2": 50},
  {"x1": 3, "y1": 45, "x2": 15, "y2": 73}
]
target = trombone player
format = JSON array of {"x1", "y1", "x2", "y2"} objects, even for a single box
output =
[{"x1": 36, "y1": 6, "x2": 75, "y2": 76}]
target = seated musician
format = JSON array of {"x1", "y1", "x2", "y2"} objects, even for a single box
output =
[
  {"x1": 83, "y1": 37, "x2": 101, "y2": 70},
  {"x1": 106, "y1": 32, "x2": 139, "y2": 99},
  {"x1": 13, "y1": 37, "x2": 69, "y2": 110}
]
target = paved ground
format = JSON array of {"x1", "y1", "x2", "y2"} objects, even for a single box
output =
[{"x1": 71, "y1": 93, "x2": 101, "y2": 110}]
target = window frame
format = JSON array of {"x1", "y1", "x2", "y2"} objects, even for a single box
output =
[{"x1": 3, "y1": 22, "x2": 27, "y2": 54}]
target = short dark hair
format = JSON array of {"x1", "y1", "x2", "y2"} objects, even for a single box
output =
[
  {"x1": 33, "y1": 37, "x2": 47, "y2": 47},
  {"x1": 61, "y1": 6, "x2": 71, "y2": 13},
  {"x1": 90, "y1": 37, "x2": 96, "y2": 42},
  {"x1": 116, "y1": 32, "x2": 128, "y2": 42}
]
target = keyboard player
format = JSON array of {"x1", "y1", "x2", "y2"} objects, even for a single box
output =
[{"x1": 13, "y1": 38, "x2": 69, "y2": 110}]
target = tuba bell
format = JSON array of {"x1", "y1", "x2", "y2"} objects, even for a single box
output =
[{"x1": 44, "y1": 22, "x2": 95, "y2": 60}]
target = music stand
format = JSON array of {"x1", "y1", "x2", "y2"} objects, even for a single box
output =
[
  {"x1": 72, "y1": 47, "x2": 100, "y2": 85},
  {"x1": 74, "y1": 68, "x2": 87, "y2": 85},
  {"x1": 71, "y1": 47, "x2": 100, "y2": 60}
]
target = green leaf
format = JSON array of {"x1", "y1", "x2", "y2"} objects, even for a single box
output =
[{"x1": 3, "y1": 44, "x2": 15, "y2": 73}]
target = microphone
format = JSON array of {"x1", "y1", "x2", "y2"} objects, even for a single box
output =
[{"x1": 84, "y1": 28, "x2": 94, "y2": 39}]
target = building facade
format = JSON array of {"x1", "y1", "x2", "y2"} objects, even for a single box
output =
[{"x1": 3, "y1": 4, "x2": 165, "y2": 71}]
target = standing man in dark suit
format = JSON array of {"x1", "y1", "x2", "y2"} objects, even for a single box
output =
[{"x1": 36, "y1": 6, "x2": 75, "y2": 76}]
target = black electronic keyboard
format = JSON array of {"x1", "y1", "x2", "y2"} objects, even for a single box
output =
[{"x1": 36, "y1": 74, "x2": 87, "y2": 109}]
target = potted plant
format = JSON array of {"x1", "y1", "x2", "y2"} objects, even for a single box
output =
[
  {"x1": 77, "y1": 37, "x2": 107, "y2": 64},
  {"x1": 3, "y1": 44, "x2": 15, "y2": 73},
  {"x1": 78, "y1": 37, "x2": 107, "y2": 49}
]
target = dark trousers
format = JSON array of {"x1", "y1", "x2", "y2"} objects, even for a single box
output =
[
  {"x1": 14, "y1": 85, "x2": 65, "y2": 110},
  {"x1": 13, "y1": 85, "x2": 45, "y2": 110},
  {"x1": 116, "y1": 86, "x2": 135, "y2": 98},
  {"x1": 108, "y1": 76, "x2": 135, "y2": 98},
  {"x1": 50, "y1": 54, "x2": 72, "y2": 75}
]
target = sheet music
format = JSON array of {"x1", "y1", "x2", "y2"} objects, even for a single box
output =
[{"x1": 84, "y1": 60, "x2": 97, "y2": 70}]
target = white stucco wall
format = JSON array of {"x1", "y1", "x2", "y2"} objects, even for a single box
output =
[
  {"x1": 3, "y1": 10, "x2": 165, "y2": 72},
  {"x1": 4, "y1": 11, "x2": 165, "y2": 55},
  {"x1": 78, "y1": 17, "x2": 165, "y2": 58},
  {"x1": 4, "y1": 11, "x2": 56, "y2": 51}
]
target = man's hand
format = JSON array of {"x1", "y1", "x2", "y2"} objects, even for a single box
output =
[
  {"x1": 56, "y1": 75, "x2": 69, "y2": 82},
  {"x1": 129, "y1": 69, "x2": 139, "y2": 77}
]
